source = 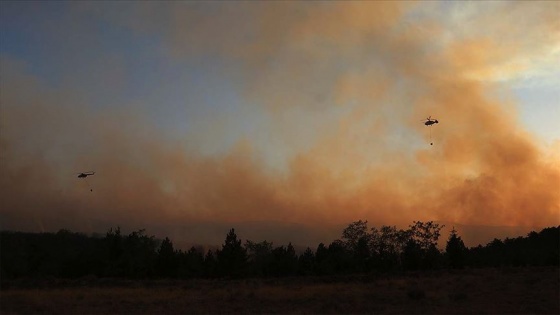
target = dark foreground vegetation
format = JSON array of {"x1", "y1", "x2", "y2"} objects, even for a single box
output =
[
  {"x1": 1, "y1": 222, "x2": 559, "y2": 314},
  {"x1": 1, "y1": 221, "x2": 558, "y2": 280}
]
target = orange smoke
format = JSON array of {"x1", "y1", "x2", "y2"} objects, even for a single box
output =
[{"x1": 1, "y1": 2, "x2": 559, "y2": 247}]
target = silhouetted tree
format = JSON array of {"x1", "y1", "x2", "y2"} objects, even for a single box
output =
[
  {"x1": 354, "y1": 236, "x2": 372, "y2": 272},
  {"x1": 269, "y1": 243, "x2": 298, "y2": 277},
  {"x1": 370, "y1": 225, "x2": 407, "y2": 271},
  {"x1": 156, "y1": 237, "x2": 177, "y2": 277},
  {"x1": 531, "y1": 227, "x2": 559, "y2": 265},
  {"x1": 121, "y1": 229, "x2": 158, "y2": 278},
  {"x1": 328, "y1": 240, "x2": 352, "y2": 274},
  {"x1": 402, "y1": 239, "x2": 422, "y2": 270},
  {"x1": 245, "y1": 240, "x2": 273, "y2": 276},
  {"x1": 104, "y1": 227, "x2": 124, "y2": 276},
  {"x1": 405, "y1": 221, "x2": 445, "y2": 270},
  {"x1": 285, "y1": 243, "x2": 298, "y2": 275},
  {"x1": 315, "y1": 243, "x2": 332, "y2": 275},
  {"x1": 468, "y1": 226, "x2": 560, "y2": 268},
  {"x1": 2, "y1": 224, "x2": 557, "y2": 280},
  {"x1": 179, "y1": 246, "x2": 204, "y2": 278},
  {"x1": 36, "y1": 230, "x2": 102, "y2": 278},
  {"x1": 298, "y1": 247, "x2": 316, "y2": 276},
  {"x1": 342, "y1": 220, "x2": 369, "y2": 251},
  {"x1": 342, "y1": 220, "x2": 372, "y2": 272},
  {"x1": 216, "y1": 228, "x2": 247, "y2": 278},
  {"x1": 409, "y1": 221, "x2": 444, "y2": 252},
  {"x1": 203, "y1": 249, "x2": 218, "y2": 278},
  {"x1": 446, "y1": 228, "x2": 468, "y2": 269},
  {"x1": 488, "y1": 238, "x2": 505, "y2": 266},
  {"x1": 423, "y1": 244, "x2": 443, "y2": 270}
]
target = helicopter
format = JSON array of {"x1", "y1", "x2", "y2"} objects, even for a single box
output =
[
  {"x1": 77, "y1": 171, "x2": 95, "y2": 192},
  {"x1": 77, "y1": 171, "x2": 95, "y2": 178},
  {"x1": 421, "y1": 116, "x2": 439, "y2": 126},
  {"x1": 420, "y1": 116, "x2": 439, "y2": 145}
]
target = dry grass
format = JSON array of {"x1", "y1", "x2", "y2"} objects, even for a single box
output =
[{"x1": 1, "y1": 267, "x2": 558, "y2": 314}]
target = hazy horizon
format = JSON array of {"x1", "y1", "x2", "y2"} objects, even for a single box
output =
[{"x1": 1, "y1": 2, "x2": 559, "y2": 250}]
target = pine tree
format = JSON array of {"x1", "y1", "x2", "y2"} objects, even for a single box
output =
[
  {"x1": 298, "y1": 247, "x2": 316, "y2": 276},
  {"x1": 217, "y1": 228, "x2": 247, "y2": 277},
  {"x1": 156, "y1": 237, "x2": 177, "y2": 277},
  {"x1": 203, "y1": 250, "x2": 217, "y2": 278},
  {"x1": 446, "y1": 228, "x2": 468, "y2": 269}
]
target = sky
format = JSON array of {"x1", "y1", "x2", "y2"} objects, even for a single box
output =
[{"x1": 1, "y1": 1, "x2": 559, "y2": 248}]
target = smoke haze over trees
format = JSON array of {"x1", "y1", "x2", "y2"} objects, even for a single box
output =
[{"x1": 1, "y1": 2, "x2": 559, "y2": 250}]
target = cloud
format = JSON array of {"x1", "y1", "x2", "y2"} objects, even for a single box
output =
[
  {"x1": 439, "y1": 1, "x2": 560, "y2": 83},
  {"x1": 1, "y1": 2, "x2": 559, "y2": 247}
]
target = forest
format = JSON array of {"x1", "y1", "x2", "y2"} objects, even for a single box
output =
[{"x1": 1, "y1": 221, "x2": 559, "y2": 280}]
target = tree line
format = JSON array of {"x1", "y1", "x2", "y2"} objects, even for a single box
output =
[{"x1": 1, "y1": 221, "x2": 558, "y2": 280}]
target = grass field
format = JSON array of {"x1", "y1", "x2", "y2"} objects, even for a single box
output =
[{"x1": 1, "y1": 267, "x2": 558, "y2": 314}]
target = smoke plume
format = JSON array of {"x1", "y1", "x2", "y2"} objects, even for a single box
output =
[{"x1": 1, "y1": 2, "x2": 559, "y2": 247}]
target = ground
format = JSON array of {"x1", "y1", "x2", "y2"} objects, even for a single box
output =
[{"x1": 1, "y1": 267, "x2": 558, "y2": 314}]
